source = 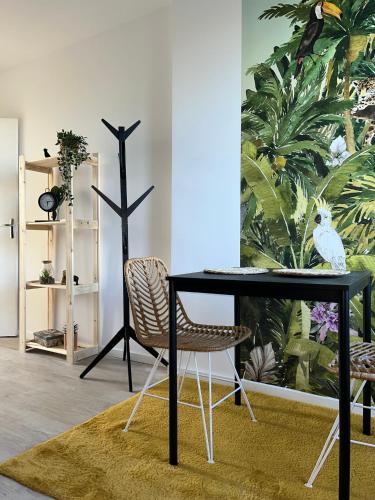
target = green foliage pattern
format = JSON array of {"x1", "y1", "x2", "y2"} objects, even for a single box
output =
[{"x1": 241, "y1": 0, "x2": 375, "y2": 396}]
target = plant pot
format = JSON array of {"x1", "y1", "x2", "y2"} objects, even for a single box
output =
[{"x1": 40, "y1": 260, "x2": 55, "y2": 284}]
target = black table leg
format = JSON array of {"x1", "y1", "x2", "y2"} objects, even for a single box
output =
[
  {"x1": 234, "y1": 296, "x2": 241, "y2": 406},
  {"x1": 338, "y1": 291, "x2": 351, "y2": 500},
  {"x1": 363, "y1": 282, "x2": 372, "y2": 436},
  {"x1": 169, "y1": 281, "x2": 178, "y2": 465},
  {"x1": 125, "y1": 328, "x2": 133, "y2": 392}
]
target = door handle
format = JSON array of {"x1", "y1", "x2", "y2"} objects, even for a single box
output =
[{"x1": 0, "y1": 218, "x2": 15, "y2": 239}]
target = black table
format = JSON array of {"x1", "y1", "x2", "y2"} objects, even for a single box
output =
[{"x1": 167, "y1": 270, "x2": 372, "y2": 500}]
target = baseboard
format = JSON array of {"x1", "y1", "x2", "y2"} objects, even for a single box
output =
[
  {"x1": 108, "y1": 346, "x2": 345, "y2": 411},
  {"x1": 242, "y1": 379, "x2": 340, "y2": 410}
]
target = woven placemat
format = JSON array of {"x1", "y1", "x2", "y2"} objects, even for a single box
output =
[
  {"x1": 273, "y1": 269, "x2": 350, "y2": 277},
  {"x1": 204, "y1": 267, "x2": 269, "y2": 275}
]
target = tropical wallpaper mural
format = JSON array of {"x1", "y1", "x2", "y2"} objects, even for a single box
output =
[{"x1": 240, "y1": 0, "x2": 374, "y2": 397}]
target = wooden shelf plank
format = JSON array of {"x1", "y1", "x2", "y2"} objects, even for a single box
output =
[
  {"x1": 25, "y1": 157, "x2": 58, "y2": 172},
  {"x1": 25, "y1": 341, "x2": 99, "y2": 361},
  {"x1": 27, "y1": 281, "x2": 66, "y2": 290},
  {"x1": 25, "y1": 156, "x2": 98, "y2": 173},
  {"x1": 26, "y1": 281, "x2": 99, "y2": 295},
  {"x1": 25, "y1": 341, "x2": 66, "y2": 355},
  {"x1": 26, "y1": 219, "x2": 98, "y2": 230},
  {"x1": 26, "y1": 220, "x2": 66, "y2": 230}
]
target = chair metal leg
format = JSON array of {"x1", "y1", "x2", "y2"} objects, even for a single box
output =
[
  {"x1": 305, "y1": 417, "x2": 340, "y2": 488},
  {"x1": 123, "y1": 349, "x2": 165, "y2": 432},
  {"x1": 178, "y1": 352, "x2": 191, "y2": 399},
  {"x1": 194, "y1": 354, "x2": 211, "y2": 462},
  {"x1": 305, "y1": 380, "x2": 367, "y2": 488},
  {"x1": 208, "y1": 353, "x2": 214, "y2": 463},
  {"x1": 226, "y1": 350, "x2": 256, "y2": 422},
  {"x1": 176, "y1": 351, "x2": 183, "y2": 397}
]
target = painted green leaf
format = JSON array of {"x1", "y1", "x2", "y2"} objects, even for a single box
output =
[
  {"x1": 317, "y1": 344, "x2": 336, "y2": 368},
  {"x1": 346, "y1": 255, "x2": 375, "y2": 279},
  {"x1": 285, "y1": 338, "x2": 320, "y2": 358},
  {"x1": 276, "y1": 141, "x2": 330, "y2": 158},
  {"x1": 301, "y1": 301, "x2": 311, "y2": 338},
  {"x1": 301, "y1": 146, "x2": 375, "y2": 244},
  {"x1": 241, "y1": 243, "x2": 283, "y2": 269},
  {"x1": 324, "y1": 147, "x2": 375, "y2": 201},
  {"x1": 285, "y1": 338, "x2": 335, "y2": 367},
  {"x1": 241, "y1": 145, "x2": 294, "y2": 221}
]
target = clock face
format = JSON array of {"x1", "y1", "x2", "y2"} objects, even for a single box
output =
[{"x1": 38, "y1": 192, "x2": 58, "y2": 212}]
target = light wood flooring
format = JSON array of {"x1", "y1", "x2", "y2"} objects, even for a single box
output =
[{"x1": 0, "y1": 338, "x2": 164, "y2": 499}]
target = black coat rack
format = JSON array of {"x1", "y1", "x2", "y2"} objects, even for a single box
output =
[{"x1": 80, "y1": 118, "x2": 168, "y2": 391}]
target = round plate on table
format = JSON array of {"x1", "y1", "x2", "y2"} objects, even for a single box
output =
[
  {"x1": 272, "y1": 269, "x2": 350, "y2": 277},
  {"x1": 204, "y1": 267, "x2": 269, "y2": 275}
]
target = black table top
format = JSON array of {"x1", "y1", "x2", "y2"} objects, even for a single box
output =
[{"x1": 167, "y1": 270, "x2": 371, "y2": 302}]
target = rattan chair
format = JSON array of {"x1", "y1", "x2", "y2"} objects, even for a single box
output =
[
  {"x1": 123, "y1": 257, "x2": 256, "y2": 463},
  {"x1": 306, "y1": 342, "x2": 375, "y2": 488}
]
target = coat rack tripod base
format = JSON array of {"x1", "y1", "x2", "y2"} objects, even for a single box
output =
[
  {"x1": 79, "y1": 325, "x2": 167, "y2": 381},
  {"x1": 79, "y1": 118, "x2": 168, "y2": 392}
]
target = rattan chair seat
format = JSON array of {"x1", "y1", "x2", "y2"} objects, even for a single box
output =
[
  {"x1": 327, "y1": 342, "x2": 375, "y2": 382},
  {"x1": 124, "y1": 257, "x2": 252, "y2": 353},
  {"x1": 135, "y1": 323, "x2": 251, "y2": 352}
]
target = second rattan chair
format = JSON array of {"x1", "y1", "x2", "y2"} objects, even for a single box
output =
[
  {"x1": 123, "y1": 257, "x2": 256, "y2": 463},
  {"x1": 305, "y1": 342, "x2": 375, "y2": 488}
]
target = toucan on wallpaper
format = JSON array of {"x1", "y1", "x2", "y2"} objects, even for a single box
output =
[{"x1": 241, "y1": 0, "x2": 374, "y2": 397}]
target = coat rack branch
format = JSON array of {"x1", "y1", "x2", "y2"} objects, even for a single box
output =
[{"x1": 79, "y1": 118, "x2": 167, "y2": 390}]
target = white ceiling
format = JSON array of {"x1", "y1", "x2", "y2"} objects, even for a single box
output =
[{"x1": 0, "y1": 0, "x2": 170, "y2": 72}]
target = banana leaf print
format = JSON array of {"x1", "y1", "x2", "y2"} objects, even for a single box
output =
[{"x1": 241, "y1": 0, "x2": 375, "y2": 396}]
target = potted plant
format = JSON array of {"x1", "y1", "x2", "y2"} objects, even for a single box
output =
[
  {"x1": 56, "y1": 130, "x2": 90, "y2": 205},
  {"x1": 39, "y1": 260, "x2": 55, "y2": 284}
]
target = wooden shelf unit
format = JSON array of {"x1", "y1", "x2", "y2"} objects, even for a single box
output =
[
  {"x1": 19, "y1": 154, "x2": 100, "y2": 364},
  {"x1": 24, "y1": 341, "x2": 99, "y2": 362},
  {"x1": 26, "y1": 219, "x2": 98, "y2": 230}
]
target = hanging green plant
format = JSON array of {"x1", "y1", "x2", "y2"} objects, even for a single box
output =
[{"x1": 56, "y1": 130, "x2": 90, "y2": 205}]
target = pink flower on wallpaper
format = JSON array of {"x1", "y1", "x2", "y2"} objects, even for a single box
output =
[
  {"x1": 311, "y1": 302, "x2": 338, "y2": 342},
  {"x1": 327, "y1": 311, "x2": 338, "y2": 333},
  {"x1": 311, "y1": 303, "x2": 327, "y2": 323}
]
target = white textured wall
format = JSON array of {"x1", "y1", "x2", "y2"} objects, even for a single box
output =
[
  {"x1": 171, "y1": 0, "x2": 242, "y2": 377},
  {"x1": 0, "y1": 8, "x2": 171, "y2": 354},
  {"x1": 0, "y1": 1, "x2": 242, "y2": 379}
]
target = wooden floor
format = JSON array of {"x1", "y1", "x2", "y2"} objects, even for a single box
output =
[{"x1": 0, "y1": 338, "x2": 164, "y2": 499}]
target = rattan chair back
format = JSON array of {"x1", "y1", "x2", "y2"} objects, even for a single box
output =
[
  {"x1": 328, "y1": 342, "x2": 375, "y2": 382},
  {"x1": 124, "y1": 257, "x2": 187, "y2": 344}
]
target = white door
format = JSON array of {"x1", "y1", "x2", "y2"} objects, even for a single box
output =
[{"x1": 0, "y1": 119, "x2": 18, "y2": 336}]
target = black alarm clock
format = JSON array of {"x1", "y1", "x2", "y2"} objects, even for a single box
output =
[{"x1": 37, "y1": 190, "x2": 59, "y2": 221}]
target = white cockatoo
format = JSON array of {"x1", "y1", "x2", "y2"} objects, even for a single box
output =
[{"x1": 313, "y1": 207, "x2": 346, "y2": 270}]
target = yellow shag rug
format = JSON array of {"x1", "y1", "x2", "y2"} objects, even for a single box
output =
[{"x1": 1, "y1": 379, "x2": 374, "y2": 499}]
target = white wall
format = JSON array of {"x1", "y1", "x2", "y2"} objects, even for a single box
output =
[
  {"x1": 171, "y1": 0, "x2": 242, "y2": 377},
  {"x1": 0, "y1": 0, "x2": 243, "y2": 379},
  {"x1": 0, "y1": 8, "x2": 171, "y2": 354}
]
